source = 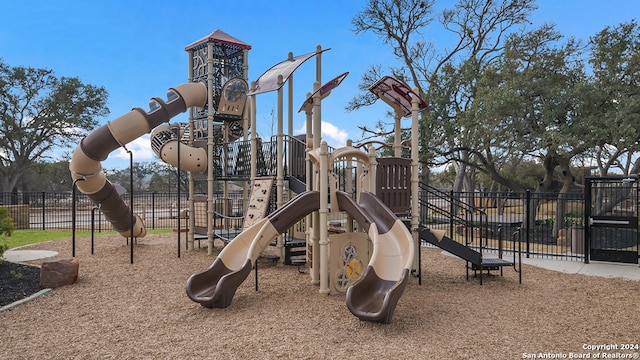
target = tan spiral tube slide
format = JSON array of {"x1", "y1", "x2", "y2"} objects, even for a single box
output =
[{"x1": 69, "y1": 82, "x2": 207, "y2": 238}]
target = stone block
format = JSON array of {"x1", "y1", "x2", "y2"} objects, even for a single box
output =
[{"x1": 40, "y1": 257, "x2": 79, "y2": 288}]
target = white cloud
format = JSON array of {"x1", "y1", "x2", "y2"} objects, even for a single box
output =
[
  {"x1": 111, "y1": 134, "x2": 156, "y2": 162},
  {"x1": 321, "y1": 121, "x2": 349, "y2": 148},
  {"x1": 295, "y1": 120, "x2": 349, "y2": 149}
]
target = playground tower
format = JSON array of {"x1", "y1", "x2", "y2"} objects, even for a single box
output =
[{"x1": 184, "y1": 30, "x2": 251, "y2": 251}]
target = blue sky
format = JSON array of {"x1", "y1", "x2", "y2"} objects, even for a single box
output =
[{"x1": 0, "y1": 0, "x2": 638, "y2": 170}]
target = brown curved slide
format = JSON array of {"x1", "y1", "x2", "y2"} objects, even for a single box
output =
[
  {"x1": 186, "y1": 190, "x2": 414, "y2": 324},
  {"x1": 345, "y1": 192, "x2": 414, "y2": 324},
  {"x1": 186, "y1": 191, "x2": 321, "y2": 308},
  {"x1": 69, "y1": 83, "x2": 207, "y2": 238}
]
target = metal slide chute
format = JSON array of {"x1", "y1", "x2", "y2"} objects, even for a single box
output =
[{"x1": 69, "y1": 82, "x2": 207, "y2": 238}]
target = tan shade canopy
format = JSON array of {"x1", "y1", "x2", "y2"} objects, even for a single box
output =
[{"x1": 248, "y1": 48, "x2": 330, "y2": 95}]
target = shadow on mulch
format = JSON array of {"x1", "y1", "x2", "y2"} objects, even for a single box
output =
[{"x1": 0, "y1": 261, "x2": 43, "y2": 307}]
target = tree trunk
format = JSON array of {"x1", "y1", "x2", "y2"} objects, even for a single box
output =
[
  {"x1": 554, "y1": 157, "x2": 575, "y2": 242},
  {"x1": 452, "y1": 150, "x2": 470, "y2": 215},
  {"x1": 0, "y1": 172, "x2": 20, "y2": 194},
  {"x1": 453, "y1": 150, "x2": 469, "y2": 192}
]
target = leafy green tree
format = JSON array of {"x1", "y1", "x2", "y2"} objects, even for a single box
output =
[
  {"x1": 478, "y1": 25, "x2": 590, "y2": 192},
  {"x1": 477, "y1": 25, "x2": 593, "y2": 236},
  {"x1": 587, "y1": 20, "x2": 640, "y2": 176},
  {"x1": 148, "y1": 169, "x2": 173, "y2": 193},
  {"x1": 18, "y1": 160, "x2": 74, "y2": 192},
  {"x1": 106, "y1": 161, "x2": 199, "y2": 193},
  {"x1": 147, "y1": 163, "x2": 186, "y2": 193},
  {"x1": 0, "y1": 59, "x2": 109, "y2": 194},
  {"x1": 581, "y1": 20, "x2": 640, "y2": 216},
  {"x1": 105, "y1": 163, "x2": 157, "y2": 192}
]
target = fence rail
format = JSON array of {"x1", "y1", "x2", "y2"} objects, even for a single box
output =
[
  {"x1": 1, "y1": 191, "x2": 245, "y2": 233},
  {"x1": 2, "y1": 188, "x2": 593, "y2": 262},
  {"x1": 420, "y1": 187, "x2": 587, "y2": 261}
]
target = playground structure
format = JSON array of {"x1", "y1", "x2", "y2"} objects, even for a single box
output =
[
  {"x1": 186, "y1": 142, "x2": 416, "y2": 322},
  {"x1": 171, "y1": 45, "x2": 429, "y2": 320},
  {"x1": 69, "y1": 30, "x2": 523, "y2": 324}
]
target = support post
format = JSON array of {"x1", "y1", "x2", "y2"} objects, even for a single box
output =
[
  {"x1": 126, "y1": 146, "x2": 134, "y2": 264},
  {"x1": 177, "y1": 130, "x2": 181, "y2": 257},
  {"x1": 368, "y1": 145, "x2": 377, "y2": 193},
  {"x1": 411, "y1": 88, "x2": 421, "y2": 278},
  {"x1": 304, "y1": 92, "x2": 314, "y2": 278},
  {"x1": 319, "y1": 141, "x2": 330, "y2": 295},
  {"x1": 250, "y1": 82, "x2": 258, "y2": 181},
  {"x1": 287, "y1": 52, "x2": 294, "y2": 138},
  {"x1": 345, "y1": 139, "x2": 354, "y2": 232},
  {"x1": 276, "y1": 74, "x2": 285, "y2": 263},
  {"x1": 311, "y1": 81, "x2": 321, "y2": 284},
  {"x1": 206, "y1": 41, "x2": 215, "y2": 255},
  {"x1": 394, "y1": 111, "x2": 402, "y2": 158},
  {"x1": 244, "y1": 49, "x2": 252, "y2": 204},
  {"x1": 71, "y1": 177, "x2": 86, "y2": 258},
  {"x1": 187, "y1": 48, "x2": 195, "y2": 251}
]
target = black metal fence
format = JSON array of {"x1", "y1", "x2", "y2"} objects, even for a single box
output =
[
  {"x1": 420, "y1": 185, "x2": 587, "y2": 261},
  {"x1": 0, "y1": 191, "x2": 245, "y2": 233},
  {"x1": 2, "y1": 186, "x2": 594, "y2": 261}
]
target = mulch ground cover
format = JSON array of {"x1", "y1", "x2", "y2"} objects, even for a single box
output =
[{"x1": 0, "y1": 261, "x2": 42, "y2": 307}]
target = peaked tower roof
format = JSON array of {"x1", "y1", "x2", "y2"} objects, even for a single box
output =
[{"x1": 185, "y1": 29, "x2": 251, "y2": 51}]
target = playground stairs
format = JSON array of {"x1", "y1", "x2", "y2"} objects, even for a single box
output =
[
  {"x1": 283, "y1": 236, "x2": 307, "y2": 265},
  {"x1": 419, "y1": 182, "x2": 521, "y2": 284},
  {"x1": 281, "y1": 176, "x2": 308, "y2": 266}
]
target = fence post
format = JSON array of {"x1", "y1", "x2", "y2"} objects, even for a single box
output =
[
  {"x1": 177, "y1": 137, "x2": 181, "y2": 257},
  {"x1": 41, "y1": 191, "x2": 45, "y2": 231},
  {"x1": 91, "y1": 207, "x2": 98, "y2": 254},
  {"x1": 584, "y1": 180, "x2": 591, "y2": 264},
  {"x1": 152, "y1": 192, "x2": 156, "y2": 230},
  {"x1": 72, "y1": 177, "x2": 86, "y2": 258},
  {"x1": 449, "y1": 190, "x2": 454, "y2": 239},
  {"x1": 525, "y1": 189, "x2": 531, "y2": 258}
]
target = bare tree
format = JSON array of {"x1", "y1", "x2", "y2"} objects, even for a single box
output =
[
  {"x1": 349, "y1": 0, "x2": 436, "y2": 110},
  {"x1": 350, "y1": 0, "x2": 537, "y2": 192}
]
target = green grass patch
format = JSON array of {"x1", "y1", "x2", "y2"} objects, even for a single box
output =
[{"x1": 1, "y1": 229, "x2": 171, "y2": 250}]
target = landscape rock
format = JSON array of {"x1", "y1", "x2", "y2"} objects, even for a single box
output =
[{"x1": 40, "y1": 257, "x2": 79, "y2": 288}]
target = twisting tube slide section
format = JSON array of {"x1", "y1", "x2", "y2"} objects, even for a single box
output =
[
  {"x1": 69, "y1": 83, "x2": 207, "y2": 238},
  {"x1": 149, "y1": 122, "x2": 208, "y2": 172}
]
